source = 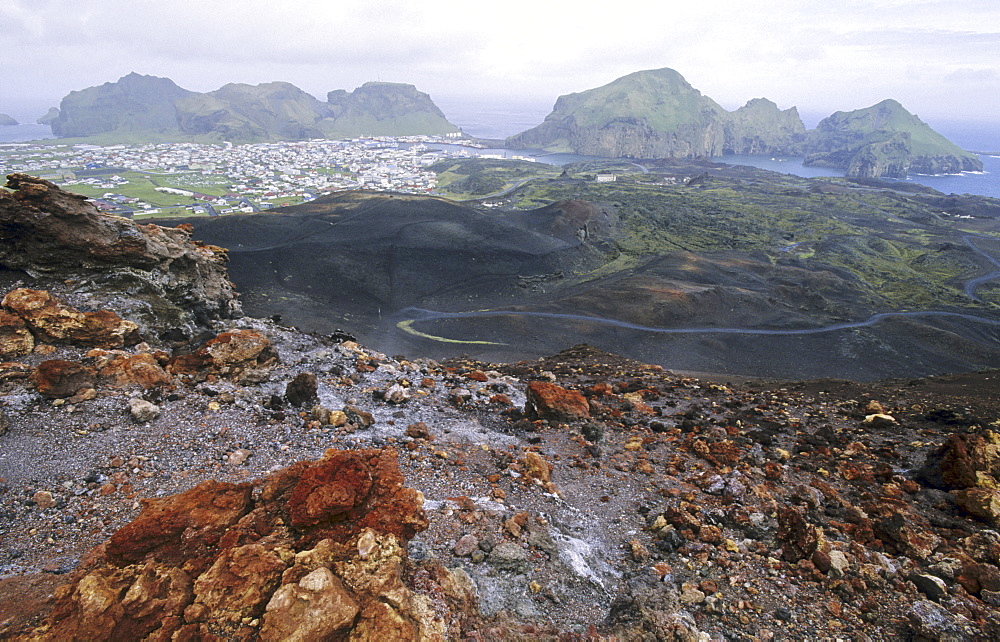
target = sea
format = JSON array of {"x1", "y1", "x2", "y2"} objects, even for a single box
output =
[{"x1": 4, "y1": 105, "x2": 999, "y2": 199}]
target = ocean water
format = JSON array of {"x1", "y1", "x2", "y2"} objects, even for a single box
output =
[
  {"x1": 0, "y1": 124, "x2": 55, "y2": 143},
  {"x1": 716, "y1": 153, "x2": 1000, "y2": 199}
]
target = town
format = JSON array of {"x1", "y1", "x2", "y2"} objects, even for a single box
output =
[{"x1": 0, "y1": 134, "x2": 486, "y2": 218}]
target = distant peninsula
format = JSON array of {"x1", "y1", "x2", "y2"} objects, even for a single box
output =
[
  {"x1": 46, "y1": 72, "x2": 460, "y2": 143},
  {"x1": 0, "y1": 113, "x2": 18, "y2": 127},
  {"x1": 507, "y1": 68, "x2": 981, "y2": 179}
]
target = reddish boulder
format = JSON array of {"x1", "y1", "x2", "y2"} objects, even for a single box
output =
[
  {"x1": 167, "y1": 329, "x2": 278, "y2": 383},
  {"x1": 0, "y1": 310, "x2": 34, "y2": 357},
  {"x1": 98, "y1": 353, "x2": 174, "y2": 389},
  {"x1": 106, "y1": 479, "x2": 254, "y2": 569},
  {"x1": 30, "y1": 360, "x2": 96, "y2": 398},
  {"x1": 526, "y1": 381, "x2": 590, "y2": 422},
  {"x1": 2, "y1": 289, "x2": 139, "y2": 348},
  {"x1": 27, "y1": 449, "x2": 466, "y2": 641},
  {"x1": 777, "y1": 505, "x2": 828, "y2": 563},
  {"x1": 919, "y1": 431, "x2": 1000, "y2": 490}
]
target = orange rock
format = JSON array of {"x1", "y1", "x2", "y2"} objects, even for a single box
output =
[
  {"x1": 25, "y1": 447, "x2": 468, "y2": 641},
  {"x1": 522, "y1": 451, "x2": 552, "y2": 484},
  {"x1": 0, "y1": 310, "x2": 34, "y2": 357},
  {"x1": 99, "y1": 353, "x2": 174, "y2": 389},
  {"x1": 526, "y1": 381, "x2": 590, "y2": 422},
  {"x1": 167, "y1": 328, "x2": 278, "y2": 383},
  {"x1": 30, "y1": 359, "x2": 96, "y2": 398},
  {"x1": 3, "y1": 288, "x2": 139, "y2": 348}
]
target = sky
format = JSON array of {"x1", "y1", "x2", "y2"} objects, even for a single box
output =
[{"x1": 1, "y1": 0, "x2": 998, "y2": 131}]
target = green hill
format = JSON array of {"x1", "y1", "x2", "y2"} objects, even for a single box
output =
[
  {"x1": 507, "y1": 70, "x2": 977, "y2": 178},
  {"x1": 50, "y1": 72, "x2": 195, "y2": 137},
  {"x1": 804, "y1": 99, "x2": 983, "y2": 177},
  {"x1": 46, "y1": 74, "x2": 459, "y2": 143},
  {"x1": 324, "y1": 82, "x2": 459, "y2": 137},
  {"x1": 0, "y1": 113, "x2": 18, "y2": 127},
  {"x1": 507, "y1": 68, "x2": 729, "y2": 157},
  {"x1": 175, "y1": 81, "x2": 331, "y2": 143}
]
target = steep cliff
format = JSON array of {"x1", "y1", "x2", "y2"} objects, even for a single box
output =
[
  {"x1": 35, "y1": 107, "x2": 59, "y2": 126},
  {"x1": 723, "y1": 98, "x2": 807, "y2": 155},
  {"x1": 804, "y1": 99, "x2": 983, "y2": 178},
  {"x1": 507, "y1": 68, "x2": 729, "y2": 157},
  {"x1": 175, "y1": 81, "x2": 332, "y2": 143},
  {"x1": 0, "y1": 114, "x2": 18, "y2": 127},
  {"x1": 50, "y1": 72, "x2": 194, "y2": 138},
  {"x1": 323, "y1": 82, "x2": 459, "y2": 137}
]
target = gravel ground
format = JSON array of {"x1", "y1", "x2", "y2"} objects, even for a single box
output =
[{"x1": 2, "y1": 318, "x2": 1000, "y2": 638}]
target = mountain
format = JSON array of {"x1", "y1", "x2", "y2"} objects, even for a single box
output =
[
  {"x1": 47, "y1": 74, "x2": 459, "y2": 142},
  {"x1": 508, "y1": 69, "x2": 974, "y2": 178},
  {"x1": 175, "y1": 81, "x2": 331, "y2": 143},
  {"x1": 0, "y1": 113, "x2": 18, "y2": 126},
  {"x1": 50, "y1": 72, "x2": 195, "y2": 137},
  {"x1": 507, "y1": 68, "x2": 730, "y2": 157},
  {"x1": 35, "y1": 107, "x2": 59, "y2": 125},
  {"x1": 803, "y1": 99, "x2": 984, "y2": 178},
  {"x1": 723, "y1": 98, "x2": 806, "y2": 154},
  {"x1": 324, "y1": 82, "x2": 460, "y2": 137}
]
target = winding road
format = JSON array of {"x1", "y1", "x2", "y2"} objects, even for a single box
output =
[{"x1": 399, "y1": 234, "x2": 1000, "y2": 342}]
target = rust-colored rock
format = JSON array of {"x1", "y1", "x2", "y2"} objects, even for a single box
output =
[
  {"x1": 0, "y1": 310, "x2": 34, "y2": 357},
  {"x1": 106, "y1": 479, "x2": 254, "y2": 569},
  {"x1": 951, "y1": 488, "x2": 1000, "y2": 526},
  {"x1": 26, "y1": 448, "x2": 467, "y2": 641},
  {"x1": 98, "y1": 353, "x2": 174, "y2": 389},
  {"x1": 3, "y1": 289, "x2": 139, "y2": 348},
  {"x1": 777, "y1": 505, "x2": 828, "y2": 563},
  {"x1": 526, "y1": 381, "x2": 590, "y2": 422},
  {"x1": 30, "y1": 359, "x2": 96, "y2": 398},
  {"x1": 865, "y1": 502, "x2": 942, "y2": 560},
  {"x1": 920, "y1": 431, "x2": 1000, "y2": 490},
  {"x1": 260, "y1": 448, "x2": 428, "y2": 545},
  {"x1": 167, "y1": 329, "x2": 278, "y2": 383},
  {"x1": 0, "y1": 174, "x2": 240, "y2": 336}
]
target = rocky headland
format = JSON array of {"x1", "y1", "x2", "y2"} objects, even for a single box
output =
[
  {"x1": 2, "y1": 177, "x2": 1000, "y2": 639},
  {"x1": 46, "y1": 73, "x2": 459, "y2": 143},
  {"x1": 0, "y1": 115, "x2": 19, "y2": 128},
  {"x1": 507, "y1": 68, "x2": 981, "y2": 179}
]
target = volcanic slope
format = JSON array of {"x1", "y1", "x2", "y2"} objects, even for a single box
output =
[{"x1": 180, "y1": 163, "x2": 1000, "y2": 380}]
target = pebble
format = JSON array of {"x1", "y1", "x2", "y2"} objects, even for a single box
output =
[
  {"x1": 32, "y1": 490, "x2": 56, "y2": 509},
  {"x1": 453, "y1": 534, "x2": 479, "y2": 557},
  {"x1": 128, "y1": 398, "x2": 161, "y2": 423}
]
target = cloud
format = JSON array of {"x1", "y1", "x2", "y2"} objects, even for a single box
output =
[{"x1": 1, "y1": 0, "x2": 997, "y2": 123}]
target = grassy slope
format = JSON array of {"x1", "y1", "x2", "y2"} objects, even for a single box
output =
[{"x1": 432, "y1": 158, "x2": 1000, "y2": 312}]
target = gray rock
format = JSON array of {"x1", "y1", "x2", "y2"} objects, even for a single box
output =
[
  {"x1": 489, "y1": 542, "x2": 530, "y2": 573},
  {"x1": 453, "y1": 534, "x2": 479, "y2": 557},
  {"x1": 129, "y1": 398, "x2": 160, "y2": 423},
  {"x1": 384, "y1": 384, "x2": 410, "y2": 404},
  {"x1": 909, "y1": 599, "x2": 974, "y2": 640},
  {"x1": 910, "y1": 573, "x2": 948, "y2": 602}
]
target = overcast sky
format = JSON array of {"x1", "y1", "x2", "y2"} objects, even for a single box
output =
[{"x1": 2, "y1": 0, "x2": 998, "y2": 129}]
